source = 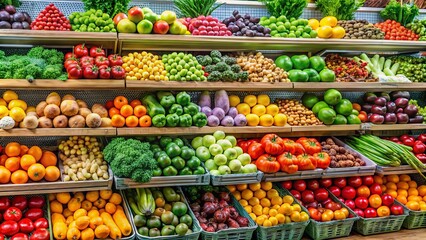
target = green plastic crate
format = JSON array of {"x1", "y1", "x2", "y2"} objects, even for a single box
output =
[
  {"x1": 255, "y1": 185, "x2": 309, "y2": 240},
  {"x1": 402, "y1": 174, "x2": 426, "y2": 229},
  {"x1": 354, "y1": 200, "x2": 408, "y2": 235},
  {"x1": 304, "y1": 190, "x2": 359, "y2": 240}
]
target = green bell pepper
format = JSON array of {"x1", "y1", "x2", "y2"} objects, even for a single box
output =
[
  {"x1": 179, "y1": 167, "x2": 193, "y2": 175},
  {"x1": 193, "y1": 166, "x2": 206, "y2": 175},
  {"x1": 169, "y1": 104, "x2": 183, "y2": 116},
  {"x1": 184, "y1": 103, "x2": 199, "y2": 116},
  {"x1": 157, "y1": 91, "x2": 173, "y2": 100},
  {"x1": 166, "y1": 142, "x2": 182, "y2": 158},
  {"x1": 176, "y1": 91, "x2": 191, "y2": 106},
  {"x1": 179, "y1": 114, "x2": 193, "y2": 127},
  {"x1": 157, "y1": 154, "x2": 171, "y2": 168},
  {"x1": 159, "y1": 137, "x2": 173, "y2": 149},
  {"x1": 159, "y1": 94, "x2": 176, "y2": 109},
  {"x1": 192, "y1": 112, "x2": 208, "y2": 127},
  {"x1": 142, "y1": 94, "x2": 166, "y2": 117},
  {"x1": 166, "y1": 113, "x2": 180, "y2": 127},
  {"x1": 173, "y1": 138, "x2": 184, "y2": 148},
  {"x1": 152, "y1": 114, "x2": 166, "y2": 127},
  {"x1": 180, "y1": 146, "x2": 195, "y2": 160}
]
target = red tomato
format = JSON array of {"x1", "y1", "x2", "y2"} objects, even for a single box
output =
[
  {"x1": 362, "y1": 176, "x2": 374, "y2": 186},
  {"x1": 344, "y1": 199, "x2": 356, "y2": 210},
  {"x1": 354, "y1": 208, "x2": 364, "y2": 218},
  {"x1": 333, "y1": 177, "x2": 347, "y2": 188},
  {"x1": 28, "y1": 196, "x2": 45, "y2": 209},
  {"x1": 307, "y1": 179, "x2": 320, "y2": 191},
  {"x1": 95, "y1": 56, "x2": 110, "y2": 67},
  {"x1": 108, "y1": 54, "x2": 124, "y2": 67},
  {"x1": 355, "y1": 196, "x2": 369, "y2": 210},
  {"x1": 247, "y1": 142, "x2": 265, "y2": 160},
  {"x1": 67, "y1": 65, "x2": 83, "y2": 79},
  {"x1": 99, "y1": 67, "x2": 111, "y2": 79},
  {"x1": 255, "y1": 154, "x2": 280, "y2": 173},
  {"x1": 369, "y1": 183, "x2": 383, "y2": 195},
  {"x1": 364, "y1": 207, "x2": 377, "y2": 218},
  {"x1": 348, "y1": 176, "x2": 363, "y2": 188},
  {"x1": 64, "y1": 52, "x2": 76, "y2": 60},
  {"x1": 89, "y1": 46, "x2": 106, "y2": 58},
  {"x1": 301, "y1": 190, "x2": 315, "y2": 204},
  {"x1": 24, "y1": 209, "x2": 43, "y2": 221},
  {"x1": 341, "y1": 186, "x2": 357, "y2": 200},
  {"x1": 260, "y1": 134, "x2": 284, "y2": 155},
  {"x1": 74, "y1": 44, "x2": 88, "y2": 58},
  {"x1": 293, "y1": 180, "x2": 307, "y2": 192},
  {"x1": 111, "y1": 66, "x2": 126, "y2": 79},
  {"x1": 290, "y1": 190, "x2": 301, "y2": 200},
  {"x1": 0, "y1": 221, "x2": 19, "y2": 237},
  {"x1": 33, "y1": 218, "x2": 49, "y2": 229},
  {"x1": 4, "y1": 207, "x2": 22, "y2": 221},
  {"x1": 18, "y1": 218, "x2": 34, "y2": 233},
  {"x1": 329, "y1": 186, "x2": 341, "y2": 197},
  {"x1": 281, "y1": 181, "x2": 292, "y2": 190},
  {"x1": 11, "y1": 196, "x2": 27, "y2": 211},
  {"x1": 308, "y1": 207, "x2": 321, "y2": 221},
  {"x1": 390, "y1": 204, "x2": 404, "y2": 215},
  {"x1": 80, "y1": 56, "x2": 94, "y2": 68},
  {"x1": 29, "y1": 228, "x2": 50, "y2": 240},
  {"x1": 356, "y1": 185, "x2": 371, "y2": 198},
  {"x1": 83, "y1": 66, "x2": 99, "y2": 79},
  {"x1": 320, "y1": 178, "x2": 332, "y2": 188},
  {"x1": 11, "y1": 233, "x2": 28, "y2": 240}
]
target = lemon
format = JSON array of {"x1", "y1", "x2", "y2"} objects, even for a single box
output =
[
  {"x1": 0, "y1": 98, "x2": 7, "y2": 106},
  {"x1": 236, "y1": 184, "x2": 248, "y2": 191},
  {"x1": 331, "y1": 26, "x2": 346, "y2": 39},
  {"x1": 271, "y1": 196, "x2": 283, "y2": 206},
  {"x1": 317, "y1": 26, "x2": 333, "y2": 39},
  {"x1": 260, "y1": 198, "x2": 271, "y2": 208},
  {"x1": 308, "y1": 19, "x2": 320, "y2": 30},
  {"x1": 269, "y1": 209, "x2": 278, "y2": 217},
  {"x1": 263, "y1": 219, "x2": 272, "y2": 227},
  {"x1": 26, "y1": 106, "x2": 36, "y2": 113},
  {"x1": 0, "y1": 106, "x2": 9, "y2": 118},
  {"x1": 229, "y1": 95, "x2": 241, "y2": 107},
  {"x1": 269, "y1": 216, "x2": 278, "y2": 226},
  {"x1": 259, "y1": 114, "x2": 274, "y2": 127},
  {"x1": 246, "y1": 113, "x2": 260, "y2": 126},
  {"x1": 253, "y1": 204, "x2": 263, "y2": 216},
  {"x1": 257, "y1": 94, "x2": 270, "y2": 106},
  {"x1": 242, "y1": 189, "x2": 254, "y2": 200},
  {"x1": 276, "y1": 213, "x2": 285, "y2": 223},
  {"x1": 262, "y1": 207, "x2": 270, "y2": 215},
  {"x1": 249, "y1": 197, "x2": 260, "y2": 206},
  {"x1": 8, "y1": 99, "x2": 27, "y2": 111},
  {"x1": 244, "y1": 205, "x2": 252, "y2": 214},
  {"x1": 2, "y1": 90, "x2": 18, "y2": 103},
  {"x1": 251, "y1": 104, "x2": 266, "y2": 116},
  {"x1": 249, "y1": 183, "x2": 261, "y2": 191},
  {"x1": 266, "y1": 104, "x2": 279, "y2": 116},
  {"x1": 254, "y1": 189, "x2": 266, "y2": 199},
  {"x1": 244, "y1": 95, "x2": 257, "y2": 107},
  {"x1": 9, "y1": 107, "x2": 26, "y2": 122},
  {"x1": 261, "y1": 182, "x2": 273, "y2": 191},
  {"x1": 274, "y1": 113, "x2": 288, "y2": 126},
  {"x1": 290, "y1": 211, "x2": 301, "y2": 222},
  {"x1": 239, "y1": 199, "x2": 248, "y2": 207},
  {"x1": 236, "y1": 103, "x2": 251, "y2": 116},
  {"x1": 282, "y1": 195, "x2": 294, "y2": 204},
  {"x1": 267, "y1": 189, "x2": 279, "y2": 199},
  {"x1": 249, "y1": 213, "x2": 257, "y2": 221},
  {"x1": 319, "y1": 16, "x2": 338, "y2": 27}
]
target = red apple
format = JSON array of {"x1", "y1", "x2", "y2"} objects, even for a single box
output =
[
  {"x1": 153, "y1": 20, "x2": 170, "y2": 34},
  {"x1": 128, "y1": 6, "x2": 144, "y2": 24},
  {"x1": 113, "y1": 13, "x2": 128, "y2": 26},
  {"x1": 354, "y1": 208, "x2": 365, "y2": 217},
  {"x1": 333, "y1": 177, "x2": 347, "y2": 188},
  {"x1": 302, "y1": 190, "x2": 315, "y2": 204},
  {"x1": 344, "y1": 199, "x2": 356, "y2": 210},
  {"x1": 281, "y1": 181, "x2": 292, "y2": 190},
  {"x1": 348, "y1": 176, "x2": 363, "y2": 188},
  {"x1": 329, "y1": 186, "x2": 341, "y2": 197},
  {"x1": 355, "y1": 196, "x2": 369, "y2": 210},
  {"x1": 290, "y1": 190, "x2": 301, "y2": 200},
  {"x1": 293, "y1": 180, "x2": 307, "y2": 192},
  {"x1": 314, "y1": 188, "x2": 329, "y2": 202},
  {"x1": 362, "y1": 176, "x2": 374, "y2": 186},
  {"x1": 364, "y1": 207, "x2": 377, "y2": 218},
  {"x1": 320, "y1": 178, "x2": 332, "y2": 188},
  {"x1": 381, "y1": 194, "x2": 394, "y2": 207},
  {"x1": 307, "y1": 179, "x2": 320, "y2": 191},
  {"x1": 342, "y1": 186, "x2": 357, "y2": 200},
  {"x1": 369, "y1": 183, "x2": 383, "y2": 195},
  {"x1": 390, "y1": 204, "x2": 404, "y2": 215}
]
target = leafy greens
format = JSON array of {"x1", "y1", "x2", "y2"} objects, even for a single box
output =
[
  {"x1": 316, "y1": 0, "x2": 365, "y2": 20},
  {"x1": 258, "y1": 0, "x2": 307, "y2": 19},
  {"x1": 380, "y1": 0, "x2": 419, "y2": 26},
  {"x1": 174, "y1": 0, "x2": 224, "y2": 18},
  {"x1": 81, "y1": 0, "x2": 131, "y2": 18}
]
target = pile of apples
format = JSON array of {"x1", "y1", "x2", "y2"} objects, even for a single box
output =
[
  {"x1": 281, "y1": 179, "x2": 352, "y2": 222},
  {"x1": 325, "y1": 176, "x2": 405, "y2": 218}
]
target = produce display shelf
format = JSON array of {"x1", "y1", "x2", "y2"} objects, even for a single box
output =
[
  {"x1": 0, "y1": 79, "x2": 125, "y2": 89},
  {"x1": 118, "y1": 34, "x2": 426, "y2": 52},
  {"x1": 116, "y1": 126, "x2": 292, "y2": 136},
  {"x1": 366, "y1": 124, "x2": 426, "y2": 131},
  {"x1": 0, "y1": 128, "x2": 117, "y2": 136},
  {"x1": 210, "y1": 171, "x2": 264, "y2": 186},
  {"x1": 375, "y1": 165, "x2": 426, "y2": 176},
  {"x1": 291, "y1": 125, "x2": 362, "y2": 133},
  {"x1": 292, "y1": 82, "x2": 426, "y2": 92},
  {"x1": 0, "y1": 30, "x2": 117, "y2": 49},
  {"x1": 125, "y1": 80, "x2": 293, "y2": 91},
  {"x1": 263, "y1": 169, "x2": 324, "y2": 182},
  {"x1": 114, "y1": 174, "x2": 210, "y2": 189}
]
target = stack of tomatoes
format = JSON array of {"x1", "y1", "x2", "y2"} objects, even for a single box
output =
[
  {"x1": 281, "y1": 179, "x2": 352, "y2": 222},
  {"x1": 325, "y1": 176, "x2": 405, "y2": 218},
  {"x1": 375, "y1": 20, "x2": 419, "y2": 41},
  {"x1": 0, "y1": 196, "x2": 49, "y2": 240},
  {"x1": 31, "y1": 4, "x2": 71, "y2": 31},
  {"x1": 64, "y1": 44, "x2": 125, "y2": 79},
  {"x1": 238, "y1": 135, "x2": 330, "y2": 174}
]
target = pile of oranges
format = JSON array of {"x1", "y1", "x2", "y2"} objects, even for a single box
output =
[
  {"x1": 227, "y1": 182, "x2": 308, "y2": 227},
  {"x1": 0, "y1": 142, "x2": 60, "y2": 184},
  {"x1": 105, "y1": 96, "x2": 151, "y2": 128},
  {"x1": 375, "y1": 174, "x2": 426, "y2": 211}
]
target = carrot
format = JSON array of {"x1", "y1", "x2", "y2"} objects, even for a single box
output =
[
  {"x1": 112, "y1": 207, "x2": 132, "y2": 236},
  {"x1": 100, "y1": 212, "x2": 121, "y2": 239}
]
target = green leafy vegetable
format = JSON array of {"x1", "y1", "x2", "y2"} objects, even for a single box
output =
[
  {"x1": 316, "y1": 0, "x2": 365, "y2": 20},
  {"x1": 0, "y1": 0, "x2": 21, "y2": 8},
  {"x1": 81, "y1": 0, "x2": 131, "y2": 18},
  {"x1": 380, "y1": 0, "x2": 419, "y2": 26},
  {"x1": 173, "y1": 0, "x2": 224, "y2": 18},
  {"x1": 259, "y1": 0, "x2": 307, "y2": 19},
  {"x1": 103, "y1": 138, "x2": 157, "y2": 183}
]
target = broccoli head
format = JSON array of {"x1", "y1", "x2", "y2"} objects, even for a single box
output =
[
  {"x1": 210, "y1": 50, "x2": 222, "y2": 58},
  {"x1": 222, "y1": 70, "x2": 235, "y2": 81},
  {"x1": 225, "y1": 57, "x2": 237, "y2": 65},
  {"x1": 231, "y1": 64, "x2": 241, "y2": 73},
  {"x1": 214, "y1": 62, "x2": 228, "y2": 72},
  {"x1": 207, "y1": 71, "x2": 222, "y2": 82}
]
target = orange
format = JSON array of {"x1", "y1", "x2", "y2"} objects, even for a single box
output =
[
  {"x1": 125, "y1": 116, "x2": 139, "y2": 127},
  {"x1": 0, "y1": 155, "x2": 7, "y2": 166},
  {"x1": 386, "y1": 189, "x2": 397, "y2": 198},
  {"x1": 418, "y1": 185, "x2": 426, "y2": 197},
  {"x1": 408, "y1": 196, "x2": 422, "y2": 202},
  {"x1": 249, "y1": 197, "x2": 260, "y2": 206},
  {"x1": 113, "y1": 96, "x2": 128, "y2": 109},
  {"x1": 254, "y1": 189, "x2": 266, "y2": 199},
  {"x1": 386, "y1": 182, "x2": 397, "y2": 191},
  {"x1": 129, "y1": 99, "x2": 142, "y2": 108},
  {"x1": 139, "y1": 115, "x2": 151, "y2": 127},
  {"x1": 105, "y1": 202, "x2": 117, "y2": 214},
  {"x1": 56, "y1": 193, "x2": 71, "y2": 204},
  {"x1": 243, "y1": 205, "x2": 252, "y2": 214},
  {"x1": 267, "y1": 189, "x2": 279, "y2": 199},
  {"x1": 10, "y1": 170, "x2": 28, "y2": 184},
  {"x1": 397, "y1": 189, "x2": 408, "y2": 197},
  {"x1": 20, "y1": 154, "x2": 36, "y2": 171},
  {"x1": 227, "y1": 185, "x2": 236, "y2": 193},
  {"x1": 408, "y1": 188, "x2": 419, "y2": 196},
  {"x1": 374, "y1": 176, "x2": 384, "y2": 185},
  {"x1": 408, "y1": 181, "x2": 418, "y2": 189},
  {"x1": 44, "y1": 166, "x2": 60, "y2": 182},
  {"x1": 0, "y1": 166, "x2": 11, "y2": 183},
  {"x1": 5, "y1": 157, "x2": 20, "y2": 172},
  {"x1": 249, "y1": 183, "x2": 261, "y2": 192},
  {"x1": 5, "y1": 142, "x2": 21, "y2": 157},
  {"x1": 387, "y1": 175, "x2": 399, "y2": 183},
  {"x1": 239, "y1": 199, "x2": 248, "y2": 207},
  {"x1": 108, "y1": 107, "x2": 120, "y2": 118},
  {"x1": 236, "y1": 184, "x2": 248, "y2": 191},
  {"x1": 133, "y1": 105, "x2": 147, "y2": 118},
  {"x1": 397, "y1": 182, "x2": 409, "y2": 190},
  {"x1": 406, "y1": 201, "x2": 420, "y2": 211},
  {"x1": 20, "y1": 145, "x2": 29, "y2": 156},
  {"x1": 111, "y1": 115, "x2": 125, "y2": 128},
  {"x1": 232, "y1": 191, "x2": 241, "y2": 200},
  {"x1": 27, "y1": 146, "x2": 43, "y2": 161},
  {"x1": 120, "y1": 105, "x2": 133, "y2": 118},
  {"x1": 40, "y1": 151, "x2": 57, "y2": 167},
  {"x1": 261, "y1": 182, "x2": 273, "y2": 191},
  {"x1": 27, "y1": 163, "x2": 46, "y2": 181},
  {"x1": 400, "y1": 174, "x2": 411, "y2": 182},
  {"x1": 271, "y1": 196, "x2": 283, "y2": 206},
  {"x1": 242, "y1": 189, "x2": 254, "y2": 201},
  {"x1": 260, "y1": 198, "x2": 271, "y2": 208}
]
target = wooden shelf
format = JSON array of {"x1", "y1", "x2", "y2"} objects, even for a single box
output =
[
  {"x1": 0, "y1": 79, "x2": 125, "y2": 90},
  {"x1": 293, "y1": 82, "x2": 426, "y2": 92},
  {"x1": 366, "y1": 124, "x2": 426, "y2": 131},
  {"x1": 126, "y1": 80, "x2": 292, "y2": 91},
  {"x1": 118, "y1": 34, "x2": 426, "y2": 52},
  {"x1": 0, "y1": 128, "x2": 116, "y2": 137},
  {"x1": 117, "y1": 126, "x2": 291, "y2": 136},
  {"x1": 0, "y1": 30, "x2": 117, "y2": 49}
]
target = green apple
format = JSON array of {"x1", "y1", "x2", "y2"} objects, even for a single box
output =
[
  {"x1": 225, "y1": 136, "x2": 237, "y2": 147},
  {"x1": 142, "y1": 7, "x2": 153, "y2": 14},
  {"x1": 213, "y1": 154, "x2": 227, "y2": 166},
  {"x1": 237, "y1": 153, "x2": 251, "y2": 166},
  {"x1": 137, "y1": 19, "x2": 153, "y2": 34},
  {"x1": 161, "y1": 10, "x2": 177, "y2": 24},
  {"x1": 218, "y1": 165, "x2": 231, "y2": 175},
  {"x1": 210, "y1": 170, "x2": 220, "y2": 176},
  {"x1": 202, "y1": 135, "x2": 216, "y2": 147},
  {"x1": 213, "y1": 130, "x2": 226, "y2": 141},
  {"x1": 234, "y1": 146, "x2": 243, "y2": 156},
  {"x1": 204, "y1": 159, "x2": 217, "y2": 170},
  {"x1": 117, "y1": 19, "x2": 136, "y2": 33},
  {"x1": 144, "y1": 12, "x2": 159, "y2": 24},
  {"x1": 208, "y1": 144, "x2": 223, "y2": 156},
  {"x1": 229, "y1": 159, "x2": 242, "y2": 172},
  {"x1": 242, "y1": 163, "x2": 257, "y2": 173},
  {"x1": 169, "y1": 20, "x2": 185, "y2": 35},
  {"x1": 217, "y1": 139, "x2": 232, "y2": 151},
  {"x1": 224, "y1": 148, "x2": 238, "y2": 160},
  {"x1": 195, "y1": 146, "x2": 210, "y2": 161},
  {"x1": 191, "y1": 137, "x2": 203, "y2": 149}
]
